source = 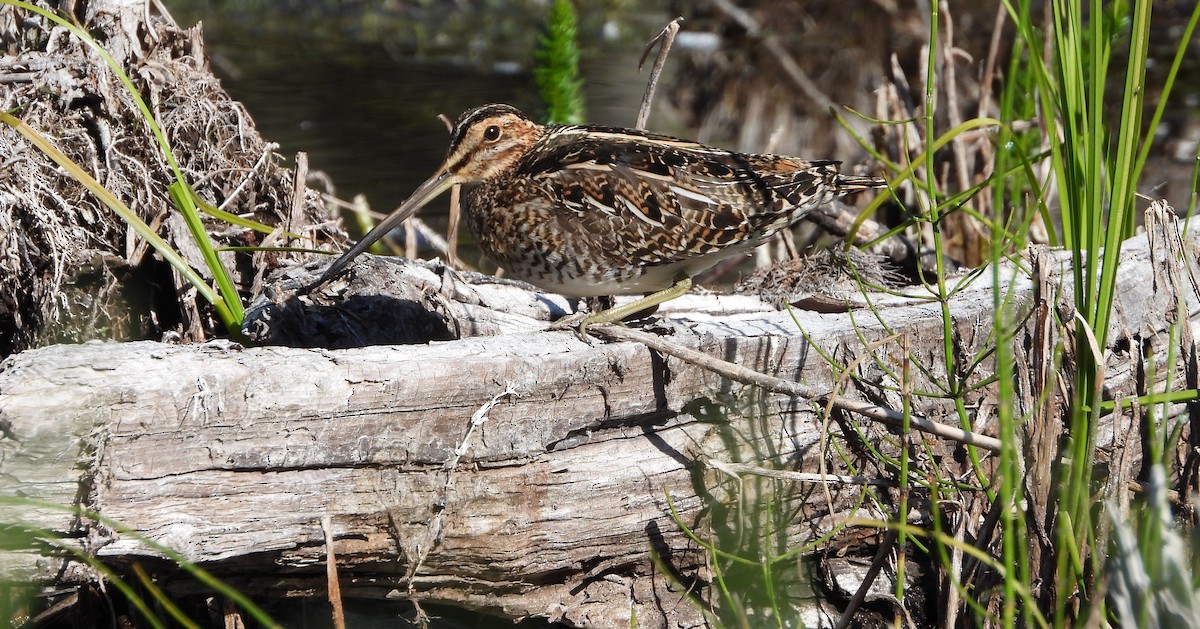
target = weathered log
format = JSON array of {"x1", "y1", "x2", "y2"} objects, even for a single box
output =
[{"x1": 3, "y1": 212, "x2": 1198, "y2": 627}]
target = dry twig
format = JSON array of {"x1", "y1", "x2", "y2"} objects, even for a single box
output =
[
  {"x1": 592, "y1": 324, "x2": 1001, "y2": 452},
  {"x1": 320, "y1": 515, "x2": 347, "y2": 629},
  {"x1": 636, "y1": 17, "x2": 682, "y2": 130}
]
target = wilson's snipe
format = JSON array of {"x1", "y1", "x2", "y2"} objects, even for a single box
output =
[{"x1": 315, "y1": 104, "x2": 886, "y2": 335}]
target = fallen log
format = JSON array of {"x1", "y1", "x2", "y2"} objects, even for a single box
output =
[{"x1": 4, "y1": 209, "x2": 1198, "y2": 627}]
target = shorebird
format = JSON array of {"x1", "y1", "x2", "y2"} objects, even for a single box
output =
[{"x1": 315, "y1": 104, "x2": 885, "y2": 336}]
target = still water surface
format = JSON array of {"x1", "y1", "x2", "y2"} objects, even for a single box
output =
[{"x1": 165, "y1": 2, "x2": 670, "y2": 219}]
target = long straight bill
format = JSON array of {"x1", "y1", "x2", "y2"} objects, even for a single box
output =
[{"x1": 314, "y1": 170, "x2": 456, "y2": 286}]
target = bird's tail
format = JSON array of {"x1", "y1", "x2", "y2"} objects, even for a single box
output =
[{"x1": 835, "y1": 174, "x2": 888, "y2": 191}]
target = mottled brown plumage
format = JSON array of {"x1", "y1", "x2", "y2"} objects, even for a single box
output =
[{"x1": 316, "y1": 104, "x2": 886, "y2": 332}]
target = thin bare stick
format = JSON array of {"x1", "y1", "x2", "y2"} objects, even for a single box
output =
[
  {"x1": 288, "y1": 151, "x2": 308, "y2": 247},
  {"x1": 591, "y1": 324, "x2": 1001, "y2": 452},
  {"x1": 216, "y1": 141, "x2": 278, "y2": 211},
  {"x1": 320, "y1": 515, "x2": 347, "y2": 629},
  {"x1": 835, "y1": 528, "x2": 900, "y2": 629},
  {"x1": 30, "y1": 592, "x2": 78, "y2": 624},
  {"x1": 977, "y1": 5, "x2": 1007, "y2": 133},
  {"x1": 438, "y1": 113, "x2": 463, "y2": 269},
  {"x1": 404, "y1": 213, "x2": 418, "y2": 260},
  {"x1": 706, "y1": 459, "x2": 894, "y2": 487},
  {"x1": 944, "y1": 501, "x2": 965, "y2": 629},
  {"x1": 938, "y1": 2, "x2": 982, "y2": 268},
  {"x1": 395, "y1": 384, "x2": 519, "y2": 596},
  {"x1": 636, "y1": 17, "x2": 682, "y2": 130},
  {"x1": 447, "y1": 184, "x2": 462, "y2": 269}
]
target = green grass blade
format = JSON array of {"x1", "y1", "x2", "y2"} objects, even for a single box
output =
[
  {"x1": 2, "y1": 497, "x2": 281, "y2": 628},
  {"x1": 186, "y1": 185, "x2": 307, "y2": 240},
  {"x1": 168, "y1": 183, "x2": 243, "y2": 321},
  {"x1": 132, "y1": 562, "x2": 202, "y2": 629}
]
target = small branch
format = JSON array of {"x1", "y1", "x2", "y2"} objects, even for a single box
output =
[
  {"x1": 706, "y1": 459, "x2": 894, "y2": 487},
  {"x1": 320, "y1": 515, "x2": 347, "y2": 629},
  {"x1": 217, "y1": 141, "x2": 278, "y2": 212},
  {"x1": 438, "y1": 113, "x2": 464, "y2": 269},
  {"x1": 394, "y1": 384, "x2": 519, "y2": 596},
  {"x1": 0, "y1": 72, "x2": 37, "y2": 83},
  {"x1": 446, "y1": 184, "x2": 462, "y2": 270},
  {"x1": 288, "y1": 151, "x2": 308, "y2": 247},
  {"x1": 31, "y1": 592, "x2": 78, "y2": 625},
  {"x1": 592, "y1": 324, "x2": 1001, "y2": 452},
  {"x1": 835, "y1": 528, "x2": 900, "y2": 629},
  {"x1": 635, "y1": 17, "x2": 682, "y2": 130}
]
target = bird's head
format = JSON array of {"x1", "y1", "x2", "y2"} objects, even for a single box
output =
[
  {"x1": 442, "y1": 104, "x2": 543, "y2": 183},
  {"x1": 313, "y1": 104, "x2": 542, "y2": 286}
]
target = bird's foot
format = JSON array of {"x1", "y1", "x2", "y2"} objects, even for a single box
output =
[
  {"x1": 548, "y1": 311, "x2": 599, "y2": 344},
  {"x1": 550, "y1": 279, "x2": 695, "y2": 344}
]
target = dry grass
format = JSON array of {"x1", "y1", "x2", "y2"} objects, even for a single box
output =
[{"x1": 0, "y1": 2, "x2": 336, "y2": 356}]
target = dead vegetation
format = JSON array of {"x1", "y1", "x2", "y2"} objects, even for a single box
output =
[{"x1": 0, "y1": 0, "x2": 335, "y2": 357}]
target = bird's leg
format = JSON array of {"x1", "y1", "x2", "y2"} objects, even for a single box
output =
[
  {"x1": 582, "y1": 295, "x2": 616, "y2": 315},
  {"x1": 577, "y1": 276, "x2": 693, "y2": 339}
]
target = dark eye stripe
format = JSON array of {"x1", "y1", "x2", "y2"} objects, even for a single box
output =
[{"x1": 446, "y1": 104, "x2": 527, "y2": 157}]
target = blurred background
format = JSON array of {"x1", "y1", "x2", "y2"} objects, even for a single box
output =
[{"x1": 161, "y1": 0, "x2": 1200, "y2": 259}]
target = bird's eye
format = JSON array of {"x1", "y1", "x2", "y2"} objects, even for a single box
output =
[{"x1": 483, "y1": 125, "x2": 501, "y2": 141}]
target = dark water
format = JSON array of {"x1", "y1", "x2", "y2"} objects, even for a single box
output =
[
  {"x1": 164, "y1": 2, "x2": 669, "y2": 215},
  {"x1": 162, "y1": 1, "x2": 1200, "y2": 241}
]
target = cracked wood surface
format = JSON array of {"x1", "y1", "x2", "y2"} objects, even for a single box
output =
[{"x1": 3, "y1": 220, "x2": 1198, "y2": 627}]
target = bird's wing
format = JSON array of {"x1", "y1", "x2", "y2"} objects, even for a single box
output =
[{"x1": 516, "y1": 130, "x2": 840, "y2": 267}]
